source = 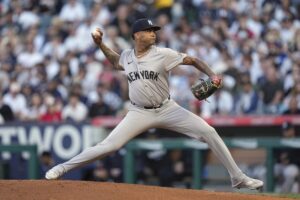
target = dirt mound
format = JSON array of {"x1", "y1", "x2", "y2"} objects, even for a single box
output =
[{"x1": 0, "y1": 180, "x2": 292, "y2": 200}]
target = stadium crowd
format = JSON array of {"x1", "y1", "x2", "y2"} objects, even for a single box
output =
[
  {"x1": 0, "y1": 0, "x2": 300, "y2": 123},
  {"x1": 1, "y1": 0, "x2": 300, "y2": 192}
]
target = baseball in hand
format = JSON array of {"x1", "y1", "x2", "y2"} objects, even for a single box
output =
[
  {"x1": 91, "y1": 28, "x2": 102, "y2": 45},
  {"x1": 92, "y1": 29, "x2": 99, "y2": 37}
]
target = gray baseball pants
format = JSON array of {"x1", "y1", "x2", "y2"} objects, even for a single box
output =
[{"x1": 60, "y1": 99, "x2": 242, "y2": 179}]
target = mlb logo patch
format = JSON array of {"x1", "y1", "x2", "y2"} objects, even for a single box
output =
[{"x1": 148, "y1": 20, "x2": 153, "y2": 25}]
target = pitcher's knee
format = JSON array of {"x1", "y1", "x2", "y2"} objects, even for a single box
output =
[
  {"x1": 190, "y1": 125, "x2": 218, "y2": 141},
  {"x1": 207, "y1": 127, "x2": 218, "y2": 135},
  {"x1": 197, "y1": 125, "x2": 217, "y2": 136},
  {"x1": 197, "y1": 126, "x2": 218, "y2": 141}
]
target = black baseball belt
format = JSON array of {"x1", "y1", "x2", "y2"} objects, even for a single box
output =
[{"x1": 131, "y1": 96, "x2": 170, "y2": 109}]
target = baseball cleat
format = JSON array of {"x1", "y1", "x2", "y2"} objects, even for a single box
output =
[
  {"x1": 232, "y1": 174, "x2": 264, "y2": 190},
  {"x1": 45, "y1": 165, "x2": 65, "y2": 180}
]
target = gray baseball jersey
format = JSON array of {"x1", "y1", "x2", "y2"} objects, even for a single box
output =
[{"x1": 119, "y1": 46, "x2": 187, "y2": 107}]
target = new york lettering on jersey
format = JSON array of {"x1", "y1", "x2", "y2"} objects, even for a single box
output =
[{"x1": 127, "y1": 70, "x2": 159, "y2": 83}]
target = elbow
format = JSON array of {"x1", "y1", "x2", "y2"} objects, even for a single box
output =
[
  {"x1": 183, "y1": 56, "x2": 197, "y2": 65},
  {"x1": 191, "y1": 57, "x2": 198, "y2": 66}
]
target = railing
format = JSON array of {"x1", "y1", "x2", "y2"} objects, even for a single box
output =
[
  {"x1": 92, "y1": 115, "x2": 300, "y2": 127},
  {"x1": 124, "y1": 138, "x2": 300, "y2": 192},
  {"x1": 0, "y1": 145, "x2": 39, "y2": 179}
]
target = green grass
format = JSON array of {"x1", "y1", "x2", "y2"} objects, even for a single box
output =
[
  {"x1": 278, "y1": 194, "x2": 300, "y2": 199},
  {"x1": 260, "y1": 193, "x2": 300, "y2": 199},
  {"x1": 237, "y1": 191, "x2": 300, "y2": 199}
]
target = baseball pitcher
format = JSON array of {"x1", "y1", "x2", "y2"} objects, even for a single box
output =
[{"x1": 45, "y1": 18, "x2": 263, "y2": 190}]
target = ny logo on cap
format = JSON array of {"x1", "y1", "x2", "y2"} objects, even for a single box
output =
[{"x1": 148, "y1": 20, "x2": 153, "y2": 25}]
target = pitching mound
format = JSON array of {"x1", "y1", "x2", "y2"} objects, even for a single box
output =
[{"x1": 0, "y1": 180, "x2": 292, "y2": 200}]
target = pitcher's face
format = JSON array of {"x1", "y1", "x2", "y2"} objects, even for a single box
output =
[{"x1": 135, "y1": 29, "x2": 157, "y2": 45}]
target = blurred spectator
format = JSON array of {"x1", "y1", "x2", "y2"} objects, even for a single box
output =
[
  {"x1": 130, "y1": 0, "x2": 152, "y2": 20},
  {"x1": 105, "y1": 26, "x2": 131, "y2": 52},
  {"x1": 59, "y1": 0, "x2": 87, "y2": 22},
  {"x1": 63, "y1": 24, "x2": 81, "y2": 53},
  {"x1": 159, "y1": 150, "x2": 191, "y2": 188},
  {"x1": 46, "y1": 79, "x2": 64, "y2": 101},
  {"x1": 154, "y1": 0, "x2": 174, "y2": 19},
  {"x1": 17, "y1": 6, "x2": 40, "y2": 31},
  {"x1": 201, "y1": 88, "x2": 234, "y2": 117},
  {"x1": 42, "y1": 35, "x2": 66, "y2": 61},
  {"x1": 281, "y1": 121, "x2": 296, "y2": 138},
  {"x1": 69, "y1": 82, "x2": 89, "y2": 105},
  {"x1": 0, "y1": 93, "x2": 14, "y2": 123},
  {"x1": 169, "y1": 67, "x2": 195, "y2": 109},
  {"x1": 39, "y1": 95, "x2": 62, "y2": 122},
  {"x1": 83, "y1": 161, "x2": 109, "y2": 182},
  {"x1": 238, "y1": 52, "x2": 263, "y2": 85},
  {"x1": 88, "y1": 94, "x2": 112, "y2": 118},
  {"x1": 21, "y1": 84, "x2": 34, "y2": 104},
  {"x1": 88, "y1": 82, "x2": 122, "y2": 115},
  {"x1": 91, "y1": 1, "x2": 111, "y2": 27},
  {"x1": 54, "y1": 61, "x2": 72, "y2": 89},
  {"x1": 279, "y1": 16, "x2": 295, "y2": 44},
  {"x1": 283, "y1": 64, "x2": 300, "y2": 95},
  {"x1": 231, "y1": 13, "x2": 255, "y2": 42},
  {"x1": 274, "y1": 152, "x2": 299, "y2": 194},
  {"x1": 17, "y1": 42, "x2": 44, "y2": 69},
  {"x1": 72, "y1": 67, "x2": 91, "y2": 100},
  {"x1": 24, "y1": 93, "x2": 46, "y2": 121},
  {"x1": 106, "y1": 150, "x2": 124, "y2": 183},
  {"x1": 83, "y1": 53, "x2": 103, "y2": 93},
  {"x1": 74, "y1": 17, "x2": 98, "y2": 52},
  {"x1": 82, "y1": 149, "x2": 123, "y2": 182},
  {"x1": 0, "y1": 62, "x2": 12, "y2": 90},
  {"x1": 110, "y1": 4, "x2": 133, "y2": 41},
  {"x1": 282, "y1": 94, "x2": 300, "y2": 115},
  {"x1": 283, "y1": 81, "x2": 300, "y2": 112},
  {"x1": 259, "y1": 65, "x2": 284, "y2": 114},
  {"x1": 274, "y1": 122, "x2": 300, "y2": 193},
  {"x1": 3, "y1": 82, "x2": 27, "y2": 120},
  {"x1": 136, "y1": 132, "x2": 166, "y2": 184},
  {"x1": 62, "y1": 93, "x2": 88, "y2": 122},
  {"x1": 235, "y1": 80, "x2": 260, "y2": 115}
]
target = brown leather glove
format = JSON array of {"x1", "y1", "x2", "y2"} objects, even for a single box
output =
[{"x1": 191, "y1": 76, "x2": 222, "y2": 101}]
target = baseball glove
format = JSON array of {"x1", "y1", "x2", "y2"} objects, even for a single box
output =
[{"x1": 191, "y1": 77, "x2": 222, "y2": 101}]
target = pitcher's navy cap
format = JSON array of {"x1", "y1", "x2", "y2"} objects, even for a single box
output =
[{"x1": 132, "y1": 18, "x2": 161, "y2": 36}]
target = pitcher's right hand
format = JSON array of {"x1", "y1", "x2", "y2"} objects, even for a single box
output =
[{"x1": 91, "y1": 28, "x2": 103, "y2": 45}]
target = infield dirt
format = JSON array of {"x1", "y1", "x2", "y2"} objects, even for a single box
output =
[{"x1": 0, "y1": 180, "x2": 294, "y2": 200}]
